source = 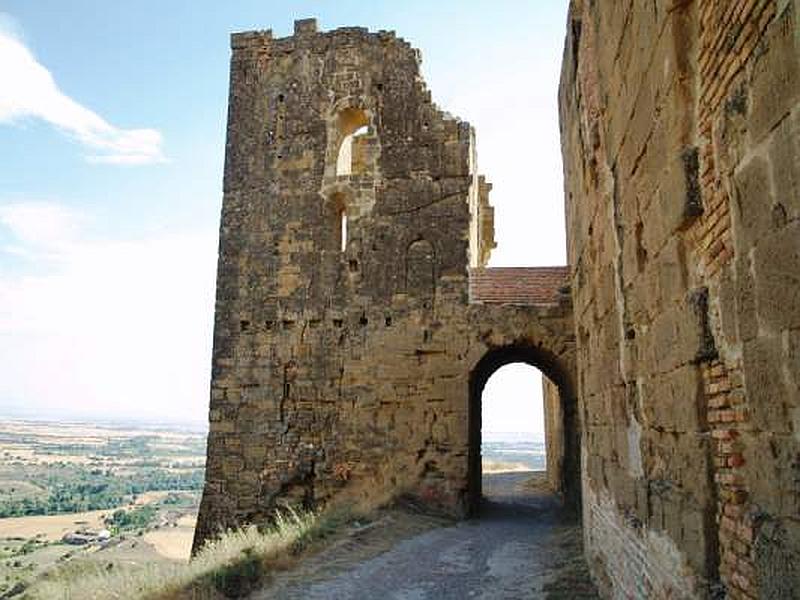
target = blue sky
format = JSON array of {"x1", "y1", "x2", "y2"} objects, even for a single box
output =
[{"x1": 0, "y1": 1, "x2": 568, "y2": 430}]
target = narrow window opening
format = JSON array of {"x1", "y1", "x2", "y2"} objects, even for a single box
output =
[
  {"x1": 340, "y1": 210, "x2": 348, "y2": 252},
  {"x1": 329, "y1": 192, "x2": 348, "y2": 253}
]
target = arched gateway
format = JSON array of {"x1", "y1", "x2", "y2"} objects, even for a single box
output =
[
  {"x1": 468, "y1": 341, "x2": 580, "y2": 514},
  {"x1": 193, "y1": 20, "x2": 578, "y2": 553}
]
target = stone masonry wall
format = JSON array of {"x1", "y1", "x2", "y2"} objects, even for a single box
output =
[
  {"x1": 194, "y1": 20, "x2": 576, "y2": 552},
  {"x1": 543, "y1": 376, "x2": 565, "y2": 493},
  {"x1": 560, "y1": 0, "x2": 800, "y2": 597}
]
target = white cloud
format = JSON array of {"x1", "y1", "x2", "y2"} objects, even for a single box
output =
[
  {"x1": 0, "y1": 201, "x2": 83, "y2": 249},
  {"x1": 0, "y1": 202, "x2": 215, "y2": 424},
  {"x1": 0, "y1": 26, "x2": 165, "y2": 165}
]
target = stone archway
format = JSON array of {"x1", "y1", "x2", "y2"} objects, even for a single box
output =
[{"x1": 468, "y1": 343, "x2": 581, "y2": 514}]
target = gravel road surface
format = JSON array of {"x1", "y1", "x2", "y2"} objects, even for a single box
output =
[{"x1": 255, "y1": 472, "x2": 597, "y2": 599}]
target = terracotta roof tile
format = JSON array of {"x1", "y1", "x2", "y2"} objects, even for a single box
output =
[{"x1": 469, "y1": 267, "x2": 570, "y2": 305}]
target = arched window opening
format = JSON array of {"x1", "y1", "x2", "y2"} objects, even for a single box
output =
[
  {"x1": 480, "y1": 363, "x2": 552, "y2": 502},
  {"x1": 335, "y1": 108, "x2": 370, "y2": 176}
]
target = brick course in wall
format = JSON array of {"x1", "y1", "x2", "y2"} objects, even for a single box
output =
[{"x1": 469, "y1": 267, "x2": 570, "y2": 305}]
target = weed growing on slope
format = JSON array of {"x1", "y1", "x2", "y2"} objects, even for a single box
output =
[{"x1": 27, "y1": 507, "x2": 352, "y2": 600}]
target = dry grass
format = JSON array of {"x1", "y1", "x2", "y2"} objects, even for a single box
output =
[
  {"x1": 481, "y1": 459, "x2": 535, "y2": 473},
  {"x1": 132, "y1": 491, "x2": 173, "y2": 506},
  {"x1": 144, "y1": 527, "x2": 196, "y2": 562},
  {"x1": 27, "y1": 507, "x2": 354, "y2": 600},
  {"x1": 0, "y1": 509, "x2": 111, "y2": 542}
]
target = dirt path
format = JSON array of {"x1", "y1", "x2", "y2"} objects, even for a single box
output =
[{"x1": 253, "y1": 472, "x2": 597, "y2": 599}]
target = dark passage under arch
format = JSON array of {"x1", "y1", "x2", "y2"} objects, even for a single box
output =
[{"x1": 468, "y1": 344, "x2": 581, "y2": 515}]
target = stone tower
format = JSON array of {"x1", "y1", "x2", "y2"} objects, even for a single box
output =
[{"x1": 194, "y1": 19, "x2": 577, "y2": 552}]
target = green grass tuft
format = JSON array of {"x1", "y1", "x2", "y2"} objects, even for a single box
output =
[{"x1": 204, "y1": 546, "x2": 262, "y2": 598}]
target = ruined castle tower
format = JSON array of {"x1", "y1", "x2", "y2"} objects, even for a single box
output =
[{"x1": 194, "y1": 19, "x2": 577, "y2": 553}]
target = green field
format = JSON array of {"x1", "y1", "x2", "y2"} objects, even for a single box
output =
[{"x1": 0, "y1": 419, "x2": 206, "y2": 597}]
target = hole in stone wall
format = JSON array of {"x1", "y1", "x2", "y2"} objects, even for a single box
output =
[
  {"x1": 635, "y1": 221, "x2": 648, "y2": 272},
  {"x1": 348, "y1": 259, "x2": 359, "y2": 272},
  {"x1": 340, "y1": 210, "x2": 348, "y2": 252},
  {"x1": 772, "y1": 203, "x2": 787, "y2": 228},
  {"x1": 332, "y1": 318, "x2": 343, "y2": 328},
  {"x1": 329, "y1": 192, "x2": 349, "y2": 253},
  {"x1": 335, "y1": 107, "x2": 370, "y2": 176},
  {"x1": 240, "y1": 320, "x2": 250, "y2": 332},
  {"x1": 385, "y1": 316, "x2": 392, "y2": 327}
]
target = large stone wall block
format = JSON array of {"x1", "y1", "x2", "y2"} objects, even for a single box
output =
[
  {"x1": 753, "y1": 221, "x2": 800, "y2": 332},
  {"x1": 768, "y1": 108, "x2": 800, "y2": 221},
  {"x1": 733, "y1": 155, "x2": 775, "y2": 251},
  {"x1": 749, "y1": 3, "x2": 800, "y2": 144},
  {"x1": 742, "y1": 336, "x2": 793, "y2": 434},
  {"x1": 743, "y1": 431, "x2": 800, "y2": 517},
  {"x1": 640, "y1": 364, "x2": 703, "y2": 433}
]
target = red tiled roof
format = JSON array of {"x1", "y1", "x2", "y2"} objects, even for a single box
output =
[{"x1": 469, "y1": 267, "x2": 570, "y2": 305}]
